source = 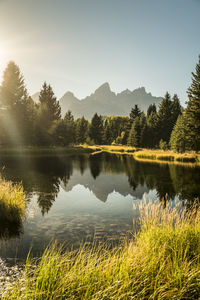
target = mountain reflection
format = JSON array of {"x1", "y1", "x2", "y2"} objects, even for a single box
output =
[{"x1": 0, "y1": 153, "x2": 200, "y2": 218}]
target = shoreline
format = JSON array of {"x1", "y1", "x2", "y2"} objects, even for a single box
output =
[
  {"x1": 0, "y1": 145, "x2": 199, "y2": 165},
  {"x1": 83, "y1": 145, "x2": 200, "y2": 165}
]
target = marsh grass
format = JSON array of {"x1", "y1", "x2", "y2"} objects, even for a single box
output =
[
  {"x1": 0, "y1": 177, "x2": 25, "y2": 224},
  {"x1": 3, "y1": 200, "x2": 200, "y2": 299},
  {"x1": 129, "y1": 149, "x2": 199, "y2": 163},
  {"x1": 83, "y1": 145, "x2": 200, "y2": 164}
]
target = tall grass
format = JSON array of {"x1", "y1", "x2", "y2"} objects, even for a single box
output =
[
  {"x1": 134, "y1": 149, "x2": 199, "y2": 163},
  {"x1": 3, "y1": 200, "x2": 200, "y2": 299},
  {"x1": 0, "y1": 177, "x2": 25, "y2": 223}
]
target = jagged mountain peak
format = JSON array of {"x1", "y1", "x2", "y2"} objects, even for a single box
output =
[
  {"x1": 94, "y1": 82, "x2": 111, "y2": 94},
  {"x1": 63, "y1": 91, "x2": 76, "y2": 98},
  {"x1": 41, "y1": 83, "x2": 162, "y2": 119}
]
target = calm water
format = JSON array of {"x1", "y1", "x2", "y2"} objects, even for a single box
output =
[{"x1": 0, "y1": 152, "x2": 200, "y2": 262}]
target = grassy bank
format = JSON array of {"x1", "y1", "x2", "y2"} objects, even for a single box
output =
[
  {"x1": 134, "y1": 149, "x2": 200, "y2": 163},
  {"x1": 83, "y1": 145, "x2": 200, "y2": 164},
  {"x1": 0, "y1": 145, "x2": 200, "y2": 163},
  {"x1": 3, "y1": 201, "x2": 200, "y2": 299},
  {"x1": 0, "y1": 177, "x2": 25, "y2": 224},
  {"x1": 0, "y1": 145, "x2": 199, "y2": 164}
]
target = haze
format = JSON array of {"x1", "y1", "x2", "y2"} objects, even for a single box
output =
[{"x1": 0, "y1": 0, "x2": 200, "y2": 103}]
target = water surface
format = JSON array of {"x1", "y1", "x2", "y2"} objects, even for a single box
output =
[{"x1": 0, "y1": 152, "x2": 199, "y2": 262}]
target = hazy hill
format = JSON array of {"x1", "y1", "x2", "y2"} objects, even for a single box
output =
[
  {"x1": 59, "y1": 83, "x2": 162, "y2": 119},
  {"x1": 31, "y1": 83, "x2": 162, "y2": 119}
]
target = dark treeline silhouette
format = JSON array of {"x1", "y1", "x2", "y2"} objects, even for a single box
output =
[{"x1": 0, "y1": 56, "x2": 200, "y2": 152}]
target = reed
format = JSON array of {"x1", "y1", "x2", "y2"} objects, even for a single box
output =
[{"x1": 3, "y1": 200, "x2": 200, "y2": 299}]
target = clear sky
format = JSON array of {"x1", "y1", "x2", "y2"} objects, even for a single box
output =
[{"x1": 0, "y1": 0, "x2": 199, "y2": 104}]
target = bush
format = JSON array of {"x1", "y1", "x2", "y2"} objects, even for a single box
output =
[
  {"x1": 159, "y1": 139, "x2": 168, "y2": 150},
  {"x1": 85, "y1": 137, "x2": 95, "y2": 146}
]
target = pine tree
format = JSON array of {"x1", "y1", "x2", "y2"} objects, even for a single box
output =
[
  {"x1": 171, "y1": 94, "x2": 182, "y2": 127},
  {"x1": 122, "y1": 105, "x2": 141, "y2": 145},
  {"x1": 1, "y1": 61, "x2": 27, "y2": 109},
  {"x1": 147, "y1": 111, "x2": 159, "y2": 148},
  {"x1": 130, "y1": 104, "x2": 142, "y2": 123},
  {"x1": 63, "y1": 110, "x2": 75, "y2": 145},
  {"x1": 0, "y1": 61, "x2": 36, "y2": 145},
  {"x1": 75, "y1": 117, "x2": 89, "y2": 144},
  {"x1": 147, "y1": 103, "x2": 157, "y2": 117},
  {"x1": 170, "y1": 113, "x2": 187, "y2": 153},
  {"x1": 103, "y1": 123, "x2": 113, "y2": 144},
  {"x1": 184, "y1": 55, "x2": 200, "y2": 151},
  {"x1": 89, "y1": 113, "x2": 104, "y2": 144},
  {"x1": 127, "y1": 117, "x2": 141, "y2": 147},
  {"x1": 158, "y1": 92, "x2": 173, "y2": 143},
  {"x1": 38, "y1": 82, "x2": 61, "y2": 131},
  {"x1": 140, "y1": 113, "x2": 148, "y2": 147},
  {"x1": 51, "y1": 120, "x2": 68, "y2": 146}
]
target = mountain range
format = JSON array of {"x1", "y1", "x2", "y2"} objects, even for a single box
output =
[{"x1": 32, "y1": 83, "x2": 162, "y2": 119}]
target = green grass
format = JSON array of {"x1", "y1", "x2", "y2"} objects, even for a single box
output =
[
  {"x1": 0, "y1": 177, "x2": 25, "y2": 223},
  {"x1": 3, "y1": 201, "x2": 200, "y2": 299}
]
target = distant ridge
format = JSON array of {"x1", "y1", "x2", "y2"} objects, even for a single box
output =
[
  {"x1": 32, "y1": 83, "x2": 162, "y2": 119},
  {"x1": 31, "y1": 92, "x2": 40, "y2": 104}
]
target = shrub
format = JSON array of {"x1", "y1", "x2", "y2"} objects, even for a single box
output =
[{"x1": 159, "y1": 139, "x2": 168, "y2": 150}]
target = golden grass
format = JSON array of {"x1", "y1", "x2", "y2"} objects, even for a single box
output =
[
  {"x1": 0, "y1": 177, "x2": 25, "y2": 223},
  {"x1": 134, "y1": 149, "x2": 199, "y2": 163},
  {"x1": 83, "y1": 145, "x2": 200, "y2": 164},
  {"x1": 3, "y1": 201, "x2": 200, "y2": 299}
]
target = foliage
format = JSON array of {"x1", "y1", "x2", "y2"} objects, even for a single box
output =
[
  {"x1": 158, "y1": 92, "x2": 181, "y2": 143},
  {"x1": 159, "y1": 139, "x2": 168, "y2": 150},
  {"x1": 129, "y1": 104, "x2": 141, "y2": 122},
  {"x1": 184, "y1": 55, "x2": 200, "y2": 151},
  {"x1": 170, "y1": 114, "x2": 187, "y2": 152},
  {"x1": 0, "y1": 58, "x2": 199, "y2": 152},
  {"x1": 127, "y1": 117, "x2": 141, "y2": 147},
  {"x1": 63, "y1": 110, "x2": 76, "y2": 145},
  {"x1": 89, "y1": 113, "x2": 104, "y2": 145},
  {"x1": 37, "y1": 82, "x2": 61, "y2": 131},
  {"x1": 0, "y1": 61, "x2": 37, "y2": 146},
  {"x1": 75, "y1": 117, "x2": 89, "y2": 144},
  {"x1": 170, "y1": 56, "x2": 200, "y2": 152},
  {"x1": 147, "y1": 103, "x2": 157, "y2": 117}
]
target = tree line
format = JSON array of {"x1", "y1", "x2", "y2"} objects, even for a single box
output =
[{"x1": 0, "y1": 56, "x2": 200, "y2": 152}]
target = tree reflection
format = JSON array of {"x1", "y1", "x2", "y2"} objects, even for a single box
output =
[
  {"x1": 89, "y1": 154, "x2": 103, "y2": 179},
  {"x1": 0, "y1": 219, "x2": 23, "y2": 240},
  {"x1": 0, "y1": 153, "x2": 200, "y2": 218}
]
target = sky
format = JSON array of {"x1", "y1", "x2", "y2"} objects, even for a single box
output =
[{"x1": 0, "y1": 0, "x2": 199, "y2": 104}]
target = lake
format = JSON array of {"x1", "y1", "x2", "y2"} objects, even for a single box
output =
[{"x1": 0, "y1": 152, "x2": 200, "y2": 263}]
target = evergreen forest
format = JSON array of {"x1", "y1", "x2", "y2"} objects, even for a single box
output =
[{"x1": 0, "y1": 56, "x2": 200, "y2": 153}]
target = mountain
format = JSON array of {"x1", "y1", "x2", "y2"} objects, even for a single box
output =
[
  {"x1": 60, "y1": 169, "x2": 149, "y2": 203},
  {"x1": 31, "y1": 92, "x2": 40, "y2": 104},
  {"x1": 59, "y1": 83, "x2": 162, "y2": 119}
]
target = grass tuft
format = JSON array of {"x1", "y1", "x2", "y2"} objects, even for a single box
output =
[{"x1": 0, "y1": 177, "x2": 25, "y2": 224}]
